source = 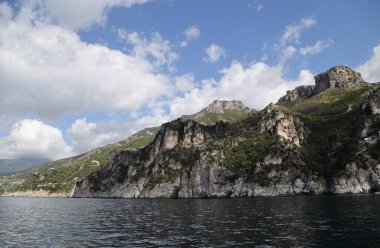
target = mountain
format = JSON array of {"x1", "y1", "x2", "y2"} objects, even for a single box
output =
[
  {"x1": 0, "y1": 158, "x2": 50, "y2": 176},
  {"x1": 3, "y1": 65, "x2": 380, "y2": 198},
  {"x1": 0, "y1": 100, "x2": 249, "y2": 196},
  {"x1": 72, "y1": 65, "x2": 380, "y2": 198}
]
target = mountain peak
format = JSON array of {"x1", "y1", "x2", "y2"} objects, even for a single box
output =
[
  {"x1": 203, "y1": 100, "x2": 246, "y2": 114},
  {"x1": 313, "y1": 65, "x2": 365, "y2": 94}
]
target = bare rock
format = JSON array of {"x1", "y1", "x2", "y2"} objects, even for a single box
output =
[
  {"x1": 278, "y1": 85, "x2": 315, "y2": 102},
  {"x1": 313, "y1": 65, "x2": 365, "y2": 94},
  {"x1": 203, "y1": 100, "x2": 246, "y2": 113},
  {"x1": 368, "y1": 88, "x2": 380, "y2": 115}
]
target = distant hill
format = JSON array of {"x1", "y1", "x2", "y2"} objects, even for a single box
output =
[
  {"x1": 0, "y1": 100, "x2": 249, "y2": 195},
  {"x1": 0, "y1": 158, "x2": 50, "y2": 176}
]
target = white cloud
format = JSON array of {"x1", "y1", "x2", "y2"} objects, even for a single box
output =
[
  {"x1": 169, "y1": 62, "x2": 313, "y2": 118},
  {"x1": 0, "y1": 119, "x2": 73, "y2": 160},
  {"x1": 68, "y1": 119, "x2": 120, "y2": 154},
  {"x1": 298, "y1": 70, "x2": 315, "y2": 85},
  {"x1": 257, "y1": 4, "x2": 263, "y2": 11},
  {"x1": 68, "y1": 110, "x2": 170, "y2": 154},
  {"x1": 204, "y1": 44, "x2": 226, "y2": 63},
  {"x1": 356, "y1": 43, "x2": 380, "y2": 83},
  {"x1": 0, "y1": 3, "x2": 173, "y2": 122},
  {"x1": 300, "y1": 40, "x2": 332, "y2": 56},
  {"x1": 42, "y1": 0, "x2": 150, "y2": 31},
  {"x1": 280, "y1": 16, "x2": 317, "y2": 46},
  {"x1": 175, "y1": 73, "x2": 195, "y2": 93},
  {"x1": 126, "y1": 31, "x2": 178, "y2": 71},
  {"x1": 273, "y1": 17, "x2": 332, "y2": 65},
  {"x1": 0, "y1": 2, "x2": 12, "y2": 27},
  {"x1": 180, "y1": 26, "x2": 200, "y2": 47},
  {"x1": 279, "y1": 45, "x2": 297, "y2": 63}
]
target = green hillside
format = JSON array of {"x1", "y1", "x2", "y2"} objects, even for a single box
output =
[{"x1": 0, "y1": 102, "x2": 249, "y2": 195}]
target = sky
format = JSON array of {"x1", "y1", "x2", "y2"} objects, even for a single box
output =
[{"x1": 0, "y1": 0, "x2": 379, "y2": 160}]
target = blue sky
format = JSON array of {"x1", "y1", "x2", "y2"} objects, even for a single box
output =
[{"x1": 0, "y1": 0, "x2": 379, "y2": 160}]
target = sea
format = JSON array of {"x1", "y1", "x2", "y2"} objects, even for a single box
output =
[{"x1": 0, "y1": 195, "x2": 379, "y2": 247}]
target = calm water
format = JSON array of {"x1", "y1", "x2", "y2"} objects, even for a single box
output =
[{"x1": 0, "y1": 195, "x2": 379, "y2": 247}]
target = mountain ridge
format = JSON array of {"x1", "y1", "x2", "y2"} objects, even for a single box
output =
[
  {"x1": 2, "y1": 65, "x2": 380, "y2": 198},
  {"x1": 72, "y1": 65, "x2": 380, "y2": 198},
  {"x1": 0, "y1": 100, "x2": 249, "y2": 195}
]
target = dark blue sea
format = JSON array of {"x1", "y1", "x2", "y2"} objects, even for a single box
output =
[{"x1": 0, "y1": 195, "x2": 379, "y2": 247}]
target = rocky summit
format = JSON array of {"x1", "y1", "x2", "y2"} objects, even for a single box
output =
[
  {"x1": 2, "y1": 65, "x2": 380, "y2": 198},
  {"x1": 313, "y1": 65, "x2": 365, "y2": 94}
]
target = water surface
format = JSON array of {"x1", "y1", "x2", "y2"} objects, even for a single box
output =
[{"x1": 0, "y1": 195, "x2": 379, "y2": 247}]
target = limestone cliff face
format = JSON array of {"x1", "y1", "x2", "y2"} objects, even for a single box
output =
[
  {"x1": 367, "y1": 88, "x2": 380, "y2": 115},
  {"x1": 73, "y1": 111, "x2": 380, "y2": 198},
  {"x1": 73, "y1": 65, "x2": 380, "y2": 199},
  {"x1": 313, "y1": 65, "x2": 365, "y2": 94},
  {"x1": 278, "y1": 85, "x2": 315, "y2": 102},
  {"x1": 203, "y1": 100, "x2": 246, "y2": 113},
  {"x1": 259, "y1": 104, "x2": 305, "y2": 147}
]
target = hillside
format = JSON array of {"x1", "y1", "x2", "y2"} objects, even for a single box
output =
[
  {"x1": 3, "y1": 65, "x2": 380, "y2": 198},
  {"x1": 0, "y1": 100, "x2": 249, "y2": 196},
  {"x1": 0, "y1": 158, "x2": 50, "y2": 176},
  {"x1": 72, "y1": 65, "x2": 380, "y2": 198}
]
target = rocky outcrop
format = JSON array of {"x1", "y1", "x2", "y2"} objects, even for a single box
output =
[
  {"x1": 313, "y1": 65, "x2": 365, "y2": 94},
  {"x1": 329, "y1": 163, "x2": 380, "y2": 194},
  {"x1": 73, "y1": 108, "x2": 380, "y2": 198},
  {"x1": 259, "y1": 104, "x2": 305, "y2": 147},
  {"x1": 203, "y1": 100, "x2": 246, "y2": 113},
  {"x1": 367, "y1": 88, "x2": 380, "y2": 115},
  {"x1": 278, "y1": 85, "x2": 315, "y2": 102}
]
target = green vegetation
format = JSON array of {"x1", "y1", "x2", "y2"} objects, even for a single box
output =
[
  {"x1": 278, "y1": 84, "x2": 378, "y2": 117},
  {"x1": 278, "y1": 84, "x2": 380, "y2": 177},
  {"x1": 2, "y1": 133, "x2": 156, "y2": 193},
  {"x1": 145, "y1": 167, "x2": 181, "y2": 190},
  {"x1": 144, "y1": 146, "x2": 201, "y2": 189},
  {"x1": 0, "y1": 104, "x2": 247, "y2": 194},
  {"x1": 193, "y1": 109, "x2": 249, "y2": 125},
  {"x1": 224, "y1": 132, "x2": 279, "y2": 183},
  {"x1": 366, "y1": 140, "x2": 380, "y2": 159}
]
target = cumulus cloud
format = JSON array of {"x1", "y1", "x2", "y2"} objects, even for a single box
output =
[
  {"x1": 356, "y1": 43, "x2": 380, "y2": 82},
  {"x1": 68, "y1": 119, "x2": 121, "y2": 154},
  {"x1": 126, "y1": 31, "x2": 179, "y2": 71},
  {"x1": 0, "y1": 2, "x2": 173, "y2": 122},
  {"x1": 279, "y1": 45, "x2": 297, "y2": 63},
  {"x1": 280, "y1": 16, "x2": 317, "y2": 46},
  {"x1": 180, "y1": 26, "x2": 200, "y2": 47},
  {"x1": 273, "y1": 17, "x2": 332, "y2": 64},
  {"x1": 42, "y1": 0, "x2": 150, "y2": 31},
  {"x1": 68, "y1": 110, "x2": 170, "y2": 154},
  {"x1": 0, "y1": 119, "x2": 73, "y2": 160},
  {"x1": 204, "y1": 44, "x2": 226, "y2": 63},
  {"x1": 169, "y1": 62, "x2": 313, "y2": 118},
  {"x1": 174, "y1": 73, "x2": 195, "y2": 93},
  {"x1": 300, "y1": 40, "x2": 332, "y2": 56}
]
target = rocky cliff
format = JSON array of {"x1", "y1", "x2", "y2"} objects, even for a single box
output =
[
  {"x1": 278, "y1": 85, "x2": 315, "y2": 102},
  {"x1": 73, "y1": 66, "x2": 380, "y2": 198},
  {"x1": 313, "y1": 65, "x2": 365, "y2": 94},
  {"x1": 0, "y1": 100, "x2": 250, "y2": 196}
]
